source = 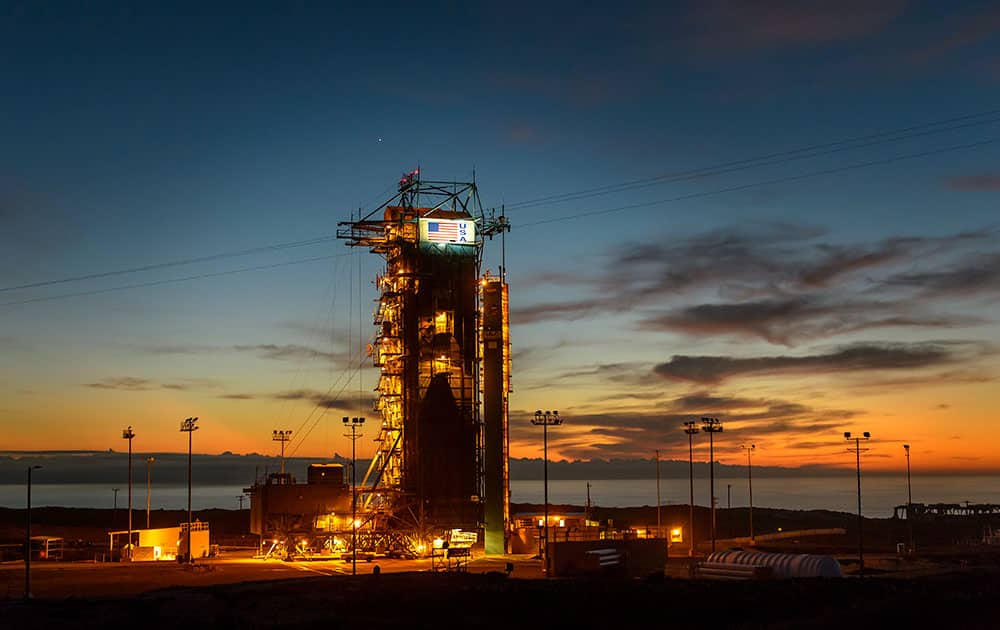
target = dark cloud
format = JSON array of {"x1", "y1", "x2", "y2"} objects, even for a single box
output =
[
  {"x1": 510, "y1": 389, "x2": 859, "y2": 460},
  {"x1": 271, "y1": 389, "x2": 377, "y2": 411},
  {"x1": 139, "y1": 342, "x2": 344, "y2": 363},
  {"x1": 220, "y1": 393, "x2": 256, "y2": 400},
  {"x1": 883, "y1": 253, "x2": 1000, "y2": 297},
  {"x1": 653, "y1": 342, "x2": 962, "y2": 384},
  {"x1": 516, "y1": 223, "x2": 997, "y2": 344},
  {"x1": 639, "y1": 297, "x2": 974, "y2": 345},
  {"x1": 160, "y1": 378, "x2": 221, "y2": 391},
  {"x1": 233, "y1": 344, "x2": 342, "y2": 363},
  {"x1": 944, "y1": 174, "x2": 1000, "y2": 192},
  {"x1": 84, "y1": 377, "x2": 154, "y2": 391}
]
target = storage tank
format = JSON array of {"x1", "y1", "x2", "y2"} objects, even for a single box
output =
[{"x1": 706, "y1": 550, "x2": 843, "y2": 578}]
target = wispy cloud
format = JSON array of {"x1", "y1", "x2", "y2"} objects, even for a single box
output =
[
  {"x1": 684, "y1": 0, "x2": 907, "y2": 54},
  {"x1": 84, "y1": 377, "x2": 155, "y2": 391},
  {"x1": 509, "y1": 389, "x2": 860, "y2": 460},
  {"x1": 514, "y1": 223, "x2": 998, "y2": 345},
  {"x1": 271, "y1": 389, "x2": 377, "y2": 411},
  {"x1": 233, "y1": 344, "x2": 344, "y2": 363},
  {"x1": 944, "y1": 174, "x2": 1000, "y2": 191},
  {"x1": 138, "y1": 342, "x2": 345, "y2": 363}
]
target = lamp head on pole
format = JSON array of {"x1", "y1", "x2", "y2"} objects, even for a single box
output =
[
  {"x1": 180, "y1": 417, "x2": 199, "y2": 432},
  {"x1": 683, "y1": 420, "x2": 699, "y2": 436},
  {"x1": 122, "y1": 426, "x2": 135, "y2": 440},
  {"x1": 701, "y1": 417, "x2": 723, "y2": 433}
]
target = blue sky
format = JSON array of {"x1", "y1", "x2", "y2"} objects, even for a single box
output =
[{"x1": 2, "y1": 1, "x2": 999, "y2": 471}]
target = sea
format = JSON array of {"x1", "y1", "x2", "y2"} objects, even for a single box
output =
[{"x1": 2, "y1": 475, "x2": 998, "y2": 518}]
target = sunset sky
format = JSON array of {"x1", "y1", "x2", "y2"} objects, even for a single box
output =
[{"x1": 2, "y1": 2, "x2": 999, "y2": 473}]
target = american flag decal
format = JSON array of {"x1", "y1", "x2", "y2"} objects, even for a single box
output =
[{"x1": 421, "y1": 219, "x2": 474, "y2": 244}]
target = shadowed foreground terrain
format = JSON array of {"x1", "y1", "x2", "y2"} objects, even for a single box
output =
[{"x1": 2, "y1": 567, "x2": 1000, "y2": 629}]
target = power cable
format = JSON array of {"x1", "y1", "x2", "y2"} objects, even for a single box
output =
[
  {"x1": 0, "y1": 253, "x2": 349, "y2": 308},
  {"x1": 4, "y1": 108, "x2": 997, "y2": 295},
  {"x1": 0, "y1": 235, "x2": 340, "y2": 293},
  {"x1": 504, "y1": 108, "x2": 1000, "y2": 211},
  {"x1": 519, "y1": 137, "x2": 1000, "y2": 228}
]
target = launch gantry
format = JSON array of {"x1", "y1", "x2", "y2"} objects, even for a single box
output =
[{"x1": 337, "y1": 170, "x2": 511, "y2": 555}]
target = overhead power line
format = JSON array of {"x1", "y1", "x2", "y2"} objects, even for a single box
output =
[
  {"x1": 520, "y1": 137, "x2": 1000, "y2": 228},
  {"x1": 3, "y1": 108, "x2": 998, "y2": 301},
  {"x1": 505, "y1": 108, "x2": 1000, "y2": 211},
  {"x1": 0, "y1": 253, "x2": 347, "y2": 308},
  {"x1": 0, "y1": 235, "x2": 340, "y2": 294}
]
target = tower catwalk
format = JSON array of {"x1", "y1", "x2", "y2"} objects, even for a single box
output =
[{"x1": 337, "y1": 171, "x2": 511, "y2": 554}]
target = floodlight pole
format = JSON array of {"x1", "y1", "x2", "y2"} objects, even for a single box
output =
[
  {"x1": 180, "y1": 417, "x2": 199, "y2": 564},
  {"x1": 701, "y1": 417, "x2": 723, "y2": 553},
  {"x1": 343, "y1": 416, "x2": 364, "y2": 575},
  {"x1": 532, "y1": 410, "x2": 562, "y2": 573},
  {"x1": 845, "y1": 431, "x2": 870, "y2": 577},
  {"x1": 272, "y1": 429, "x2": 292, "y2": 476},
  {"x1": 683, "y1": 421, "x2": 698, "y2": 556},
  {"x1": 122, "y1": 426, "x2": 135, "y2": 561}
]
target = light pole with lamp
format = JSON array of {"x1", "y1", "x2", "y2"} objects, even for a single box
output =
[
  {"x1": 845, "y1": 431, "x2": 870, "y2": 577},
  {"x1": 342, "y1": 416, "x2": 364, "y2": 575},
  {"x1": 701, "y1": 417, "x2": 723, "y2": 553},
  {"x1": 145, "y1": 456, "x2": 155, "y2": 529},
  {"x1": 683, "y1": 421, "x2": 698, "y2": 556},
  {"x1": 741, "y1": 444, "x2": 755, "y2": 541},
  {"x1": 25, "y1": 464, "x2": 42, "y2": 600},
  {"x1": 532, "y1": 409, "x2": 561, "y2": 573},
  {"x1": 904, "y1": 443, "x2": 913, "y2": 553},
  {"x1": 180, "y1": 417, "x2": 199, "y2": 564},
  {"x1": 122, "y1": 426, "x2": 135, "y2": 561},
  {"x1": 272, "y1": 429, "x2": 292, "y2": 476}
]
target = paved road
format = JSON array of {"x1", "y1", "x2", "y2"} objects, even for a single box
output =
[{"x1": 0, "y1": 551, "x2": 544, "y2": 600}]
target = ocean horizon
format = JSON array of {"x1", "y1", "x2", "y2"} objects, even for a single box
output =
[{"x1": 2, "y1": 475, "x2": 998, "y2": 518}]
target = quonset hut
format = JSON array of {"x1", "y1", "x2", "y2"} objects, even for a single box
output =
[
  {"x1": 706, "y1": 550, "x2": 843, "y2": 578},
  {"x1": 337, "y1": 171, "x2": 511, "y2": 556}
]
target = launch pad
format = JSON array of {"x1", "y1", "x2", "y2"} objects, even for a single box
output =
[{"x1": 248, "y1": 171, "x2": 511, "y2": 559}]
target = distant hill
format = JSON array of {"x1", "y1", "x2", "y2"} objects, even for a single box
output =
[{"x1": 0, "y1": 450, "x2": 859, "y2": 485}]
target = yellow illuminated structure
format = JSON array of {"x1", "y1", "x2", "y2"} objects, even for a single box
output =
[{"x1": 338, "y1": 173, "x2": 511, "y2": 556}]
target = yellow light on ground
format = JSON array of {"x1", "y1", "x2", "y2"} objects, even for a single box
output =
[
  {"x1": 353, "y1": 519, "x2": 362, "y2": 528},
  {"x1": 559, "y1": 519, "x2": 565, "y2": 527},
  {"x1": 432, "y1": 538, "x2": 444, "y2": 549},
  {"x1": 670, "y1": 527, "x2": 683, "y2": 543}
]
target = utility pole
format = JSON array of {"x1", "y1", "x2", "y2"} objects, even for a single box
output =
[
  {"x1": 701, "y1": 417, "x2": 723, "y2": 553},
  {"x1": 272, "y1": 429, "x2": 292, "y2": 476},
  {"x1": 683, "y1": 421, "x2": 698, "y2": 556},
  {"x1": 845, "y1": 431, "x2": 870, "y2": 577},
  {"x1": 655, "y1": 449, "x2": 661, "y2": 540},
  {"x1": 904, "y1": 444, "x2": 913, "y2": 554},
  {"x1": 122, "y1": 426, "x2": 135, "y2": 562},
  {"x1": 343, "y1": 416, "x2": 365, "y2": 575},
  {"x1": 742, "y1": 444, "x2": 755, "y2": 541},
  {"x1": 145, "y1": 456, "x2": 155, "y2": 529},
  {"x1": 180, "y1": 417, "x2": 199, "y2": 564},
  {"x1": 25, "y1": 465, "x2": 41, "y2": 600}
]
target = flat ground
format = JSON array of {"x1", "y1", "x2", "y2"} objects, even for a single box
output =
[{"x1": 2, "y1": 505, "x2": 998, "y2": 628}]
